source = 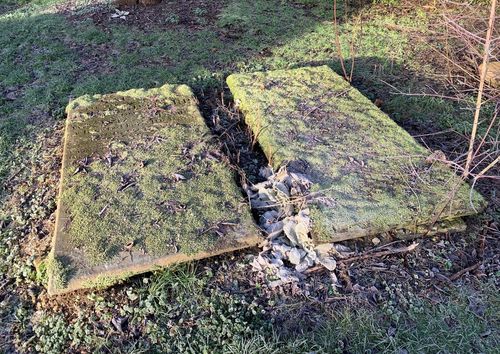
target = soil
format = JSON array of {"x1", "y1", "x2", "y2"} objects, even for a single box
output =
[{"x1": 61, "y1": 0, "x2": 225, "y2": 32}]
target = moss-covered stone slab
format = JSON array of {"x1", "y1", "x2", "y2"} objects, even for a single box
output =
[
  {"x1": 227, "y1": 66, "x2": 485, "y2": 244},
  {"x1": 48, "y1": 84, "x2": 260, "y2": 295}
]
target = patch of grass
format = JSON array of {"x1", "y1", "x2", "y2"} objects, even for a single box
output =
[
  {"x1": 46, "y1": 254, "x2": 69, "y2": 289},
  {"x1": 0, "y1": 0, "x2": 427, "y2": 187},
  {"x1": 386, "y1": 95, "x2": 498, "y2": 137},
  {"x1": 22, "y1": 257, "x2": 500, "y2": 353},
  {"x1": 0, "y1": 8, "x2": 78, "y2": 188},
  {"x1": 25, "y1": 265, "x2": 267, "y2": 352},
  {"x1": 372, "y1": 0, "x2": 401, "y2": 5},
  {"x1": 225, "y1": 283, "x2": 499, "y2": 353},
  {"x1": 1, "y1": 0, "x2": 55, "y2": 7}
]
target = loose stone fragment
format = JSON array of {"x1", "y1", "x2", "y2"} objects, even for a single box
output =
[
  {"x1": 314, "y1": 243, "x2": 334, "y2": 255},
  {"x1": 227, "y1": 66, "x2": 485, "y2": 243},
  {"x1": 317, "y1": 256, "x2": 337, "y2": 271},
  {"x1": 288, "y1": 248, "x2": 302, "y2": 265},
  {"x1": 48, "y1": 84, "x2": 260, "y2": 295}
]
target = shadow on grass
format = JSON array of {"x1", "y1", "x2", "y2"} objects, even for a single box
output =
[{"x1": 0, "y1": 0, "x2": 489, "y2": 189}]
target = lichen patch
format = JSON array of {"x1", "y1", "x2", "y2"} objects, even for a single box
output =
[{"x1": 48, "y1": 84, "x2": 260, "y2": 295}]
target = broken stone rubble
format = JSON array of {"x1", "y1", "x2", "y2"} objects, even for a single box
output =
[{"x1": 248, "y1": 166, "x2": 339, "y2": 286}]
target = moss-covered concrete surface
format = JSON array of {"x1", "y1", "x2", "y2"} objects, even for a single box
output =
[
  {"x1": 227, "y1": 66, "x2": 485, "y2": 244},
  {"x1": 48, "y1": 84, "x2": 260, "y2": 295}
]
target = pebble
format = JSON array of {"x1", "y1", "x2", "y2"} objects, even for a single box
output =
[
  {"x1": 288, "y1": 248, "x2": 302, "y2": 265},
  {"x1": 249, "y1": 165, "x2": 341, "y2": 283},
  {"x1": 318, "y1": 256, "x2": 337, "y2": 271}
]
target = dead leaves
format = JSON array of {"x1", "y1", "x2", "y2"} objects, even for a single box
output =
[
  {"x1": 198, "y1": 221, "x2": 237, "y2": 237},
  {"x1": 73, "y1": 157, "x2": 91, "y2": 176}
]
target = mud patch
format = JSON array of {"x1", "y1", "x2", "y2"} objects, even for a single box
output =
[{"x1": 63, "y1": 0, "x2": 224, "y2": 32}]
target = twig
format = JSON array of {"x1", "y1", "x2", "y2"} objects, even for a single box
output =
[
  {"x1": 463, "y1": 0, "x2": 497, "y2": 177},
  {"x1": 473, "y1": 104, "x2": 499, "y2": 162},
  {"x1": 474, "y1": 155, "x2": 500, "y2": 178},
  {"x1": 338, "y1": 243, "x2": 419, "y2": 264},
  {"x1": 5, "y1": 166, "x2": 25, "y2": 184},
  {"x1": 469, "y1": 154, "x2": 500, "y2": 210},
  {"x1": 333, "y1": 0, "x2": 348, "y2": 81},
  {"x1": 117, "y1": 181, "x2": 136, "y2": 192},
  {"x1": 98, "y1": 204, "x2": 109, "y2": 217},
  {"x1": 448, "y1": 262, "x2": 481, "y2": 281},
  {"x1": 412, "y1": 128, "x2": 455, "y2": 138},
  {"x1": 380, "y1": 79, "x2": 466, "y2": 102}
]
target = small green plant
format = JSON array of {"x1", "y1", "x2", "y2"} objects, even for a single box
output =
[
  {"x1": 35, "y1": 258, "x2": 48, "y2": 286},
  {"x1": 47, "y1": 255, "x2": 69, "y2": 290},
  {"x1": 130, "y1": 266, "x2": 271, "y2": 352},
  {"x1": 372, "y1": 0, "x2": 401, "y2": 5},
  {"x1": 193, "y1": 6, "x2": 207, "y2": 24},
  {"x1": 193, "y1": 7, "x2": 207, "y2": 17},
  {"x1": 32, "y1": 314, "x2": 70, "y2": 354},
  {"x1": 165, "y1": 13, "x2": 180, "y2": 25}
]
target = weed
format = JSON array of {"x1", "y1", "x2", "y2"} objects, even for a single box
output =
[
  {"x1": 193, "y1": 6, "x2": 207, "y2": 25},
  {"x1": 32, "y1": 314, "x2": 69, "y2": 354},
  {"x1": 372, "y1": 0, "x2": 401, "y2": 5},
  {"x1": 193, "y1": 6, "x2": 207, "y2": 17},
  {"x1": 164, "y1": 13, "x2": 179, "y2": 25}
]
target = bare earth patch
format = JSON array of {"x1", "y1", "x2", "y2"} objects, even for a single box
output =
[{"x1": 61, "y1": 0, "x2": 224, "y2": 32}]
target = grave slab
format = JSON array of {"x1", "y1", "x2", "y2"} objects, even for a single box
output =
[
  {"x1": 227, "y1": 66, "x2": 485, "y2": 244},
  {"x1": 48, "y1": 84, "x2": 260, "y2": 295}
]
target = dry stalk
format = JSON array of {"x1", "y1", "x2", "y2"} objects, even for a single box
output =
[
  {"x1": 333, "y1": 0, "x2": 348, "y2": 80},
  {"x1": 332, "y1": 0, "x2": 361, "y2": 82},
  {"x1": 338, "y1": 242, "x2": 419, "y2": 264},
  {"x1": 464, "y1": 0, "x2": 498, "y2": 177},
  {"x1": 381, "y1": 1, "x2": 499, "y2": 219}
]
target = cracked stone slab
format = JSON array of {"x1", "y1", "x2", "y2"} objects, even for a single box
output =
[
  {"x1": 227, "y1": 66, "x2": 485, "y2": 244},
  {"x1": 48, "y1": 84, "x2": 260, "y2": 295}
]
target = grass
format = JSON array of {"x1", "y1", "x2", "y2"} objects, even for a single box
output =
[
  {"x1": 0, "y1": 0, "x2": 498, "y2": 352},
  {"x1": 2, "y1": 0, "x2": 490, "y2": 190},
  {"x1": 0, "y1": 0, "x2": 384, "y2": 187},
  {"x1": 0, "y1": 0, "x2": 443, "y2": 190},
  {"x1": 28, "y1": 264, "x2": 499, "y2": 353}
]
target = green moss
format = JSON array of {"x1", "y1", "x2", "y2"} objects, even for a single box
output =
[
  {"x1": 53, "y1": 84, "x2": 257, "y2": 290},
  {"x1": 47, "y1": 253, "x2": 70, "y2": 290},
  {"x1": 35, "y1": 259, "x2": 48, "y2": 286},
  {"x1": 227, "y1": 66, "x2": 486, "y2": 243},
  {"x1": 81, "y1": 272, "x2": 135, "y2": 290}
]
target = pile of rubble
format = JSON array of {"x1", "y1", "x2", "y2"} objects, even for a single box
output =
[{"x1": 246, "y1": 166, "x2": 341, "y2": 287}]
